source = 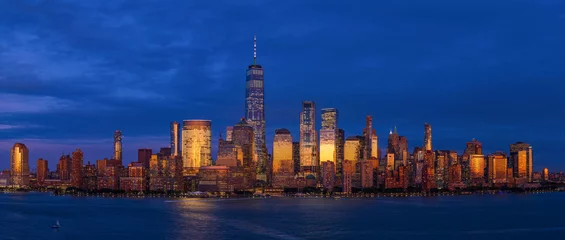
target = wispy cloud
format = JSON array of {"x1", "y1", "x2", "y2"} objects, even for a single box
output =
[{"x1": 0, "y1": 93, "x2": 74, "y2": 114}]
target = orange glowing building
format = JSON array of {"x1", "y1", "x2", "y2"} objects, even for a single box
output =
[{"x1": 36, "y1": 158, "x2": 48, "y2": 186}]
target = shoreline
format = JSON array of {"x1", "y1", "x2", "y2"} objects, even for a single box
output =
[{"x1": 2, "y1": 188, "x2": 563, "y2": 199}]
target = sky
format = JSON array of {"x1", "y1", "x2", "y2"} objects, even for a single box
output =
[{"x1": 1, "y1": 0, "x2": 564, "y2": 171}]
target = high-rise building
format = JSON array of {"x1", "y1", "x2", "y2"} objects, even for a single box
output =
[
  {"x1": 387, "y1": 126, "x2": 400, "y2": 159},
  {"x1": 487, "y1": 152, "x2": 507, "y2": 184},
  {"x1": 71, "y1": 149, "x2": 84, "y2": 188},
  {"x1": 336, "y1": 129, "x2": 345, "y2": 176},
  {"x1": 363, "y1": 116, "x2": 373, "y2": 161},
  {"x1": 217, "y1": 137, "x2": 242, "y2": 167},
  {"x1": 232, "y1": 118, "x2": 254, "y2": 167},
  {"x1": 320, "y1": 108, "x2": 338, "y2": 167},
  {"x1": 138, "y1": 148, "x2": 152, "y2": 169},
  {"x1": 344, "y1": 136, "x2": 363, "y2": 164},
  {"x1": 370, "y1": 129, "x2": 378, "y2": 159},
  {"x1": 465, "y1": 138, "x2": 483, "y2": 155},
  {"x1": 321, "y1": 161, "x2": 336, "y2": 190},
  {"x1": 273, "y1": 129, "x2": 293, "y2": 174},
  {"x1": 226, "y1": 126, "x2": 234, "y2": 142},
  {"x1": 10, "y1": 143, "x2": 29, "y2": 187},
  {"x1": 543, "y1": 168, "x2": 549, "y2": 181},
  {"x1": 292, "y1": 142, "x2": 300, "y2": 174},
  {"x1": 424, "y1": 123, "x2": 432, "y2": 151},
  {"x1": 170, "y1": 121, "x2": 180, "y2": 156},
  {"x1": 470, "y1": 154, "x2": 485, "y2": 184},
  {"x1": 58, "y1": 154, "x2": 72, "y2": 181},
  {"x1": 114, "y1": 130, "x2": 122, "y2": 162},
  {"x1": 510, "y1": 142, "x2": 533, "y2": 182},
  {"x1": 245, "y1": 34, "x2": 267, "y2": 175},
  {"x1": 398, "y1": 136, "x2": 408, "y2": 166},
  {"x1": 300, "y1": 101, "x2": 317, "y2": 171},
  {"x1": 182, "y1": 120, "x2": 212, "y2": 173},
  {"x1": 36, "y1": 158, "x2": 48, "y2": 186}
]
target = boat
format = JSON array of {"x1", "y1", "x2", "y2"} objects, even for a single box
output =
[{"x1": 51, "y1": 220, "x2": 60, "y2": 229}]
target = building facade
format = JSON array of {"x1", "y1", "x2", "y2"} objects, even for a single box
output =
[
  {"x1": 319, "y1": 108, "x2": 338, "y2": 167},
  {"x1": 170, "y1": 121, "x2": 180, "y2": 156},
  {"x1": 300, "y1": 101, "x2": 318, "y2": 171},
  {"x1": 182, "y1": 120, "x2": 212, "y2": 174},
  {"x1": 114, "y1": 130, "x2": 122, "y2": 162},
  {"x1": 71, "y1": 149, "x2": 84, "y2": 188}
]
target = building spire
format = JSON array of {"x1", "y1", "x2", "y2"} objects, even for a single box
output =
[
  {"x1": 253, "y1": 34, "x2": 257, "y2": 65},
  {"x1": 394, "y1": 125, "x2": 398, "y2": 134}
]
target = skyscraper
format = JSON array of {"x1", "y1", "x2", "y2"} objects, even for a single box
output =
[
  {"x1": 71, "y1": 149, "x2": 84, "y2": 188},
  {"x1": 510, "y1": 142, "x2": 533, "y2": 182},
  {"x1": 58, "y1": 154, "x2": 72, "y2": 181},
  {"x1": 292, "y1": 142, "x2": 300, "y2": 174},
  {"x1": 320, "y1": 108, "x2": 338, "y2": 167},
  {"x1": 370, "y1": 129, "x2": 378, "y2": 159},
  {"x1": 424, "y1": 123, "x2": 432, "y2": 151},
  {"x1": 138, "y1": 148, "x2": 152, "y2": 169},
  {"x1": 363, "y1": 116, "x2": 372, "y2": 161},
  {"x1": 10, "y1": 143, "x2": 29, "y2": 187},
  {"x1": 232, "y1": 118, "x2": 255, "y2": 167},
  {"x1": 300, "y1": 101, "x2": 317, "y2": 171},
  {"x1": 182, "y1": 120, "x2": 212, "y2": 173},
  {"x1": 344, "y1": 136, "x2": 363, "y2": 164},
  {"x1": 226, "y1": 126, "x2": 234, "y2": 142},
  {"x1": 114, "y1": 130, "x2": 122, "y2": 162},
  {"x1": 273, "y1": 129, "x2": 293, "y2": 174},
  {"x1": 387, "y1": 126, "x2": 400, "y2": 158},
  {"x1": 245, "y1": 34, "x2": 267, "y2": 176},
  {"x1": 470, "y1": 154, "x2": 486, "y2": 184},
  {"x1": 36, "y1": 158, "x2": 48, "y2": 186},
  {"x1": 336, "y1": 129, "x2": 345, "y2": 176},
  {"x1": 487, "y1": 152, "x2": 507, "y2": 184},
  {"x1": 170, "y1": 121, "x2": 180, "y2": 156}
]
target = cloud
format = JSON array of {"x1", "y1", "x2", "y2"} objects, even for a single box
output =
[{"x1": 0, "y1": 93, "x2": 74, "y2": 113}]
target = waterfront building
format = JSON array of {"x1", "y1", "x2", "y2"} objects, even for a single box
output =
[
  {"x1": 470, "y1": 154, "x2": 486, "y2": 185},
  {"x1": 232, "y1": 118, "x2": 255, "y2": 167},
  {"x1": 198, "y1": 166, "x2": 231, "y2": 192},
  {"x1": 292, "y1": 142, "x2": 300, "y2": 174},
  {"x1": 149, "y1": 154, "x2": 183, "y2": 191},
  {"x1": 96, "y1": 158, "x2": 122, "y2": 190},
  {"x1": 300, "y1": 101, "x2": 318, "y2": 172},
  {"x1": 424, "y1": 123, "x2": 432, "y2": 151},
  {"x1": 273, "y1": 129, "x2": 293, "y2": 174},
  {"x1": 114, "y1": 130, "x2": 123, "y2": 163},
  {"x1": 170, "y1": 121, "x2": 180, "y2": 156},
  {"x1": 422, "y1": 150, "x2": 435, "y2": 191},
  {"x1": 217, "y1": 138, "x2": 242, "y2": 167},
  {"x1": 360, "y1": 160, "x2": 374, "y2": 188},
  {"x1": 413, "y1": 147, "x2": 424, "y2": 184},
  {"x1": 71, "y1": 149, "x2": 84, "y2": 188},
  {"x1": 138, "y1": 148, "x2": 152, "y2": 169},
  {"x1": 10, "y1": 143, "x2": 29, "y2": 187},
  {"x1": 322, "y1": 161, "x2": 336, "y2": 190},
  {"x1": 448, "y1": 163, "x2": 464, "y2": 190},
  {"x1": 320, "y1": 108, "x2": 338, "y2": 169},
  {"x1": 342, "y1": 160, "x2": 355, "y2": 193},
  {"x1": 510, "y1": 142, "x2": 533, "y2": 182},
  {"x1": 488, "y1": 152, "x2": 508, "y2": 185},
  {"x1": 83, "y1": 162, "x2": 98, "y2": 190},
  {"x1": 245, "y1": 35, "x2": 267, "y2": 177},
  {"x1": 363, "y1": 116, "x2": 373, "y2": 161},
  {"x1": 36, "y1": 158, "x2": 48, "y2": 186},
  {"x1": 182, "y1": 120, "x2": 212, "y2": 175},
  {"x1": 435, "y1": 150, "x2": 448, "y2": 188},
  {"x1": 58, "y1": 154, "x2": 72, "y2": 181},
  {"x1": 336, "y1": 129, "x2": 345, "y2": 177},
  {"x1": 120, "y1": 162, "x2": 145, "y2": 192},
  {"x1": 543, "y1": 168, "x2": 549, "y2": 181}
]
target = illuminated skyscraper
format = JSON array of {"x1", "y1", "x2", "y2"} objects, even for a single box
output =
[
  {"x1": 232, "y1": 118, "x2": 254, "y2": 167},
  {"x1": 36, "y1": 158, "x2": 48, "y2": 186},
  {"x1": 320, "y1": 108, "x2": 338, "y2": 167},
  {"x1": 487, "y1": 152, "x2": 507, "y2": 184},
  {"x1": 216, "y1": 137, "x2": 242, "y2": 167},
  {"x1": 71, "y1": 149, "x2": 84, "y2": 188},
  {"x1": 182, "y1": 120, "x2": 212, "y2": 172},
  {"x1": 465, "y1": 138, "x2": 483, "y2": 155},
  {"x1": 387, "y1": 126, "x2": 400, "y2": 158},
  {"x1": 10, "y1": 143, "x2": 29, "y2": 187},
  {"x1": 170, "y1": 121, "x2": 180, "y2": 156},
  {"x1": 273, "y1": 129, "x2": 293, "y2": 174},
  {"x1": 114, "y1": 130, "x2": 122, "y2": 162},
  {"x1": 424, "y1": 123, "x2": 432, "y2": 151},
  {"x1": 138, "y1": 148, "x2": 152, "y2": 169},
  {"x1": 245, "y1": 34, "x2": 267, "y2": 175},
  {"x1": 300, "y1": 101, "x2": 317, "y2": 171},
  {"x1": 470, "y1": 154, "x2": 485, "y2": 184},
  {"x1": 510, "y1": 142, "x2": 533, "y2": 182},
  {"x1": 344, "y1": 136, "x2": 363, "y2": 164},
  {"x1": 370, "y1": 129, "x2": 378, "y2": 159}
]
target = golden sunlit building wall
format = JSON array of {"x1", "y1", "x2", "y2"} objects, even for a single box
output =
[
  {"x1": 273, "y1": 129, "x2": 293, "y2": 174},
  {"x1": 182, "y1": 120, "x2": 212, "y2": 173},
  {"x1": 510, "y1": 142, "x2": 533, "y2": 182},
  {"x1": 344, "y1": 136, "x2": 363, "y2": 165},
  {"x1": 319, "y1": 108, "x2": 338, "y2": 168},
  {"x1": 487, "y1": 152, "x2": 507, "y2": 184},
  {"x1": 470, "y1": 154, "x2": 485, "y2": 184},
  {"x1": 36, "y1": 158, "x2": 48, "y2": 186},
  {"x1": 10, "y1": 143, "x2": 30, "y2": 187}
]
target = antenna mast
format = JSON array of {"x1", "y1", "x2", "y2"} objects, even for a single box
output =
[{"x1": 253, "y1": 34, "x2": 257, "y2": 65}]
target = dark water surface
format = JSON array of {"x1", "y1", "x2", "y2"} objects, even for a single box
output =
[{"x1": 1, "y1": 192, "x2": 564, "y2": 240}]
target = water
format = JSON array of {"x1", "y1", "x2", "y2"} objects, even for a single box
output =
[{"x1": 1, "y1": 192, "x2": 564, "y2": 240}]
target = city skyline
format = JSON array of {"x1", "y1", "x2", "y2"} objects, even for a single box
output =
[{"x1": 1, "y1": 0, "x2": 564, "y2": 171}]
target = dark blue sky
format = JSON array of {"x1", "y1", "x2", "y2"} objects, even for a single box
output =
[{"x1": 1, "y1": 0, "x2": 564, "y2": 171}]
